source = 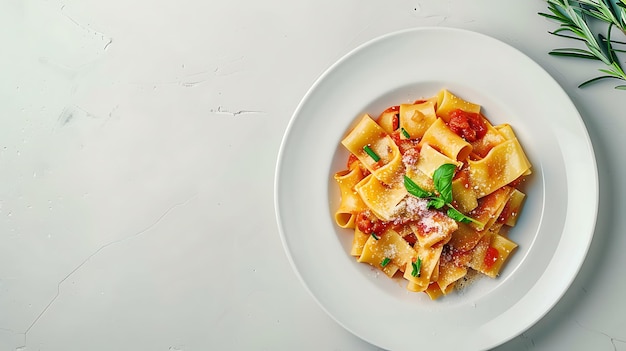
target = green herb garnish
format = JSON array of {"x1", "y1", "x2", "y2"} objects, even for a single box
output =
[
  {"x1": 363, "y1": 145, "x2": 381, "y2": 162},
  {"x1": 411, "y1": 257, "x2": 422, "y2": 277},
  {"x1": 371, "y1": 233, "x2": 380, "y2": 240},
  {"x1": 432, "y1": 163, "x2": 455, "y2": 204},
  {"x1": 381, "y1": 257, "x2": 391, "y2": 267},
  {"x1": 577, "y1": 0, "x2": 626, "y2": 31},
  {"x1": 447, "y1": 207, "x2": 484, "y2": 228},
  {"x1": 427, "y1": 197, "x2": 446, "y2": 210},
  {"x1": 401, "y1": 127, "x2": 411, "y2": 139},
  {"x1": 404, "y1": 164, "x2": 483, "y2": 226},
  {"x1": 539, "y1": 0, "x2": 626, "y2": 89},
  {"x1": 403, "y1": 175, "x2": 434, "y2": 198}
]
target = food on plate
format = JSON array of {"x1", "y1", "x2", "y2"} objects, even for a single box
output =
[{"x1": 333, "y1": 89, "x2": 531, "y2": 299}]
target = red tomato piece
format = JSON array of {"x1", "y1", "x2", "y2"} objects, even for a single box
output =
[
  {"x1": 356, "y1": 211, "x2": 388, "y2": 236},
  {"x1": 448, "y1": 109, "x2": 487, "y2": 142},
  {"x1": 484, "y1": 246, "x2": 499, "y2": 268},
  {"x1": 356, "y1": 211, "x2": 373, "y2": 234}
]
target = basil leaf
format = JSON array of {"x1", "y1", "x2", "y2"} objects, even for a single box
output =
[
  {"x1": 446, "y1": 207, "x2": 484, "y2": 228},
  {"x1": 381, "y1": 257, "x2": 391, "y2": 267},
  {"x1": 427, "y1": 197, "x2": 446, "y2": 210},
  {"x1": 404, "y1": 175, "x2": 433, "y2": 198},
  {"x1": 432, "y1": 163, "x2": 456, "y2": 204},
  {"x1": 446, "y1": 207, "x2": 469, "y2": 222}
]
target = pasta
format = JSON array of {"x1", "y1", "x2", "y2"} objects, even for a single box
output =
[{"x1": 333, "y1": 89, "x2": 532, "y2": 299}]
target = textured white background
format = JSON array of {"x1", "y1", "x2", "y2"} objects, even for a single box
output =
[{"x1": 1, "y1": 1, "x2": 624, "y2": 350}]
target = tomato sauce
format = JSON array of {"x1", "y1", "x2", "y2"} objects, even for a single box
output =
[
  {"x1": 347, "y1": 153, "x2": 371, "y2": 176},
  {"x1": 447, "y1": 109, "x2": 487, "y2": 142},
  {"x1": 484, "y1": 247, "x2": 499, "y2": 268},
  {"x1": 402, "y1": 233, "x2": 418, "y2": 246},
  {"x1": 498, "y1": 202, "x2": 511, "y2": 224},
  {"x1": 347, "y1": 153, "x2": 358, "y2": 169},
  {"x1": 356, "y1": 211, "x2": 389, "y2": 236},
  {"x1": 389, "y1": 130, "x2": 419, "y2": 157},
  {"x1": 453, "y1": 165, "x2": 471, "y2": 189},
  {"x1": 509, "y1": 175, "x2": 526, "y2": 188},
  {"x1": 377, "y1": 106, "x2": 400, "y2": 131},
  {"x1": 383, "y1": 105, "x2": 400, "y2": 113}
]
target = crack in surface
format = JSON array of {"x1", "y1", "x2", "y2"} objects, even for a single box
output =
[
  {"x1": 576, "y1": 320, "x2": 626, "y2": 351},
  {"x1": 103, "y1": 38, "x2": 113, "y2": 51},
  {"x1": 129, "y1": 59, "x2": 244, "y2": 88},
  {"x1": 57, "y1": 105, "x2": 101, "y2": 126},
  {"x1": 17, "y1": 195, "x2": 197, "y2": 346},
  {"x1": 520, "y1": 332, "x2": 536, "y2": 349},
  {"x1": 60, "y1": 5, "x2": 113, "y2": 51},
  {"x1": 209, "y1": 106, "x2": 266, "y2": 117},
  {"x1": 180, "y1": 80, "x2": 207, "y2": 88}
]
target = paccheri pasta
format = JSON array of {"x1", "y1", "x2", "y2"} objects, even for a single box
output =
[{"x1": 333, "y1": 89, "x2": 531, "y2": 299}]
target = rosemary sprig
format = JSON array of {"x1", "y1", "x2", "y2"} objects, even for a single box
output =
[
  {"x1": 539, "y1": 0, "x2": 626, "y2": 89},
  {"x1": 577, "y1": 0, "x2": 626, "y2": 31}
]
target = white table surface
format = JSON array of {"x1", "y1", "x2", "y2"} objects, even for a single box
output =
[{"x1": 2, "y1": 1, "x2": 625, "y2": 350}]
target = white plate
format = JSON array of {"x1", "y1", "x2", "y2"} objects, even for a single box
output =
[{"x1": 274, "y1": 27, "x2": 597, "y2": 351}]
